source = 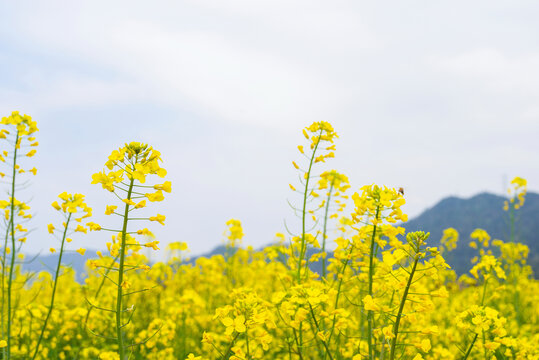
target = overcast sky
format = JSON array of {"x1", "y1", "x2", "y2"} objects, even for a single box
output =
[{"x1": 0, "y1": 1, "x2": 538, "y2": 256}]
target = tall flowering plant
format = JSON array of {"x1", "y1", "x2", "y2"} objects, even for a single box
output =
[
  {"x1": 90, "y1": 142, "x2": 171, "y2": 359},
  {"x1": 31, "y1": 192, "x2": 91, "y2": 359},
  {"x1": 288, "y1": 121, "x2": 338, "y2": 282},
  {"x1": 0, "y1": 111, "x2": 38, "y2": 359}
]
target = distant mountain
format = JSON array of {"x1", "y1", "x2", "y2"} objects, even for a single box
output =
[
  {"x1": 19, "y1": 192, "x2": 539, "y2": 281},
  {"x1": 401, "y1": 192, "x2": 539, "y2": 276},
  {"x1": 21, "y1": 251, "x2": 98, "y2": 283},
  {"x1": 190, "y1": 193, "x2": 539, "y2": 277},
  {"x1": 192, "y1": 245, "x2": 229, "y2": 260}
]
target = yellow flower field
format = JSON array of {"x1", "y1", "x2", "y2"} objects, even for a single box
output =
[{"x1": 0, "y1": 112, "x2": 537, "y2": 360}]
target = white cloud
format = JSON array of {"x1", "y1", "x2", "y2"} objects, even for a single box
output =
[
  {"x1": 430, "y1": 48, "x2": 539, "y2": 93},
  {"x1": 1, "y1": 1, "x2": 377, "y2": 131},
  {"x1": 0, "y1": 1, "x2": 538, "y2": 255},
  {"x1": 0, "y1": 75, "x2": 143, "y2": 112}
]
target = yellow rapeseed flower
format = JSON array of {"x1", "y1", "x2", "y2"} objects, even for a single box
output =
[{"x1": 222, "y1": 315, "x2": 246, "y2": 335}]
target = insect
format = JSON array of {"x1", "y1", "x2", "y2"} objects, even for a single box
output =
[{"x1": 398, "y1": 187, "x2": 404, "y2": 195}]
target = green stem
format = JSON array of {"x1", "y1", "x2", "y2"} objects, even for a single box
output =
[
  {"x1": 367, "y1": 206, "x2": 380, "y2": 360},
  {"x1": 509, "y1": 204, "x2": 514, "y2": 242},
  {"x1": 6, "y1": 131, "x2": 19, "y2": 359},
  {"x1": 245, "y1": 330, "x2": 250, "y2": 359},
  {"x1": 328, "y1": 245, "x2": 353, "y2": 345},
  {"x1": 321, "y1": 182, "x2": 334, "y2": 279},
  {"x1": 389, "y1": 254, "x2": 420, "y2": 360},
  {"x1": 297, "y1": 130, "x2": 322, "y2": 283},
  {"x1": 1, "y1": 211, "x2": 9, "y2": 359},
  {"x1": 221, "y1": 332, "x2": 240, "y2": 360},
  {"x1": 292, "y1": 329, "x2": 304, "y2": 360},
  {"x1": 308, "y1": 303, "x2": 334, "y2": 360},
  {"x1": 462, "y1": 333, "x2": 478, "y2": 360},
  {"x1": 83, "y1": 255, "x2": 119, "y2": 334},
  {"x1": 480, "y1": 277, "x2": 489, "y2": 306},
  {"x1": 482, "y1": 330, "x2": 487, "y2": 360},
  {"x1": 31, "y1": 213, "x2": 72, "y2": 359},
  {"x1": 116, "y1": 177, "x2": 135, "y2": 360}
]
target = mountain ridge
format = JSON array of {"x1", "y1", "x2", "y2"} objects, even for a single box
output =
[
  {"x1": 401, "y1": 191, "x2": 538, "y2": 275},
  {"x1": 21, "y1": 191, "x2": 539, "y2": 279}
]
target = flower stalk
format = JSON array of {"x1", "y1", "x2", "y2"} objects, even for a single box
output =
[{"x1": 116, "y1": 177, "x2": 135, "y2": 360}]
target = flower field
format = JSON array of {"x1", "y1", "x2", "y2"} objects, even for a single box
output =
[{"x1": 0, "y1": 112, "x2": 537, "y2": 360}]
